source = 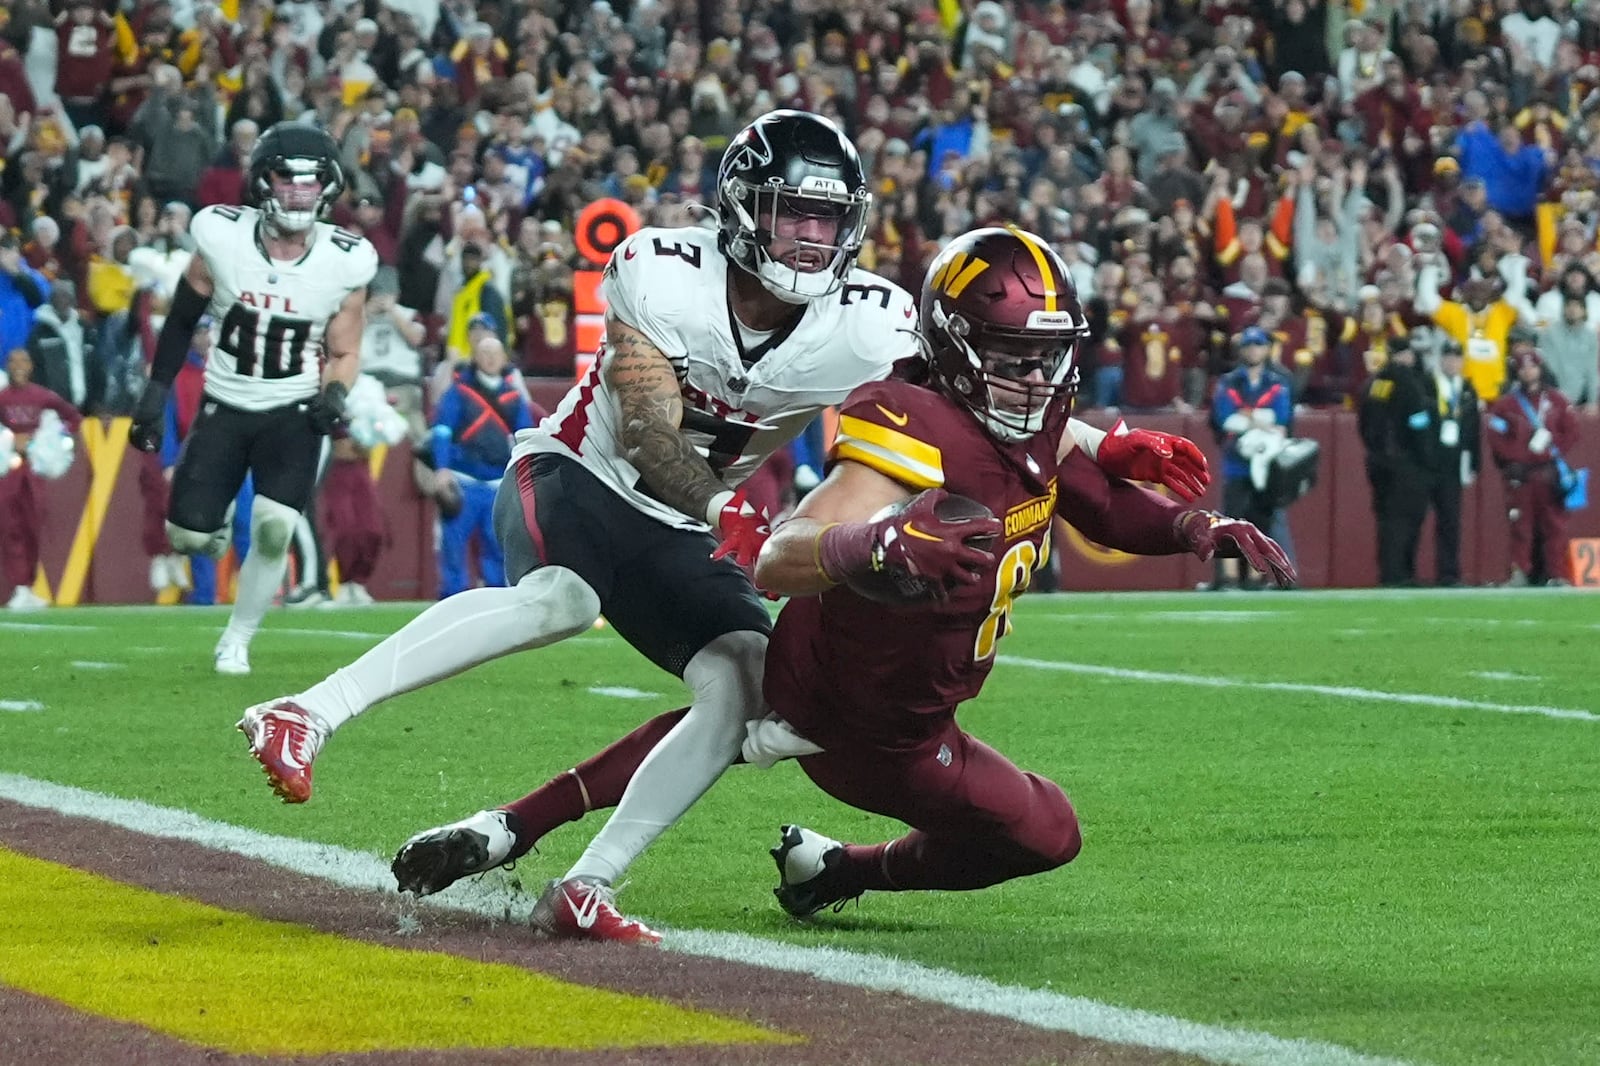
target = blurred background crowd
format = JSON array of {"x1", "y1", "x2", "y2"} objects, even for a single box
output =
[{"x1": 1, "y1": 0, "x2": 1596, "y2": 602}]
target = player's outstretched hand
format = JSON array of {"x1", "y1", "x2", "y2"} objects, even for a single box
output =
[
  {"x1": 710, "y1": 487, "x2": 772, "y2": 569},
  {"x1": 1175, "y1": 509, "x2": 1297, "y2": 589},
  {"x1": 306, "y1": 381, "x2": 350, "y2": 436},
  {"x1": 1098, "y1": 419, "x2": 1210, "y2": 501},
  {"x1": 128, "y1": 380, "x2": 169, "y2": 453}
]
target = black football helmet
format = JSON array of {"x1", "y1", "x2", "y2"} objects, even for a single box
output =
[
  {"x1": 921, "y1": 226, "x2": 1089, "y2": 442},
  {"x1": 716, "y1": 109, "x2": 870, "y2": 304},
  {"x1": 248, "y1": 122, "x2": 346, "y2": 235}
]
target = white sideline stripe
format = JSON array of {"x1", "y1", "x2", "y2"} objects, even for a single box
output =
[
  {"x1": 272, "y1": 627, "x2": 388, "y2": 640},
  {"x1": 69, "y1": 661, "x2": 123, "y2": 671},
  {"x1": 0, "y1": 773, "x2": 1415, "y2": 1066},
  {"x1": 0, "y1": 700, "x2": 45, "y2": 712},
  {"x1": 587, "y1": 686, "x2": 660, "y2": 700},
  {"x1": 0, "y1": 621, "x2": 98, "y2": 632},
  {"x1": 999, "y1": 657, "x2": 1598, "y2": 722}
]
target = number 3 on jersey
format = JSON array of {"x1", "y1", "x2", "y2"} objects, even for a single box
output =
[
  {"x1": 974, "y1": 538, "x2": 1049, "y2": 661},
  {"x1": 218, "y1": 303, "x2": 312, "y2": 379}
]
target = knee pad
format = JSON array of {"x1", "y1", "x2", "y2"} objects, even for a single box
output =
[
  {"x1": 249, "y1": 496, "x2": 301, "y2": 559},
  {"x1": 509, "y1": 566, "x2": 601, "y2": 645},
  {"x1": 166, "y1": 520, "x2": 222, "y2": 558}
]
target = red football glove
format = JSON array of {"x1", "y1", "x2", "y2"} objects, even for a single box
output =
[
  {"x1": 1097, "y1": 420, "x2": 1210, "y2": 501},
  {"x1": 1175, "y1": 510, "x2": 1298, "y2": 589},
  {"x1": 710, "y1": 488, "x2": 772, "y2": 568},
  {"x1": 819, "y1": 488, "x2": 1002, "y2": 601}
]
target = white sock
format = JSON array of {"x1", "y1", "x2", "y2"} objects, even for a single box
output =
[
  {"x1": 220, "y1": 496, "x2": 299, "y2": 649},
  {"x1": 566, "y1": 630, "x2": 766, "y2": 884},
  {"x1": 298, "y1": 566, "x2": 601, "y2": 732},
  {"x1": 219, "y1": 545, "x2": 288, "y2": 648}
]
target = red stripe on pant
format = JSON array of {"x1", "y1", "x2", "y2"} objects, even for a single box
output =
[
  {"x1": 514, "y1": 456, "x2": 548, "y2": 563},
  {"x1": 0, "y1": 469, "x2": 42, "y2": 589}
]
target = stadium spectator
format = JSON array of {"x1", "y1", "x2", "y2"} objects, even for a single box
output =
[
  {"x1": 0, "y1": 348, "x2": 81, "y2": 611},
  {"x1": 25, "y1": 279, "x2": 96, "y2": 413},
  {"x1": 429, "y1": 336, "x2": 535, "y2": 599},
  {"x1": 1536, "y1": 296, "x2": 1600, "y2": 412},
  {"x1": 0, "y1": 233, "x2": 49, "y2": 360},
  {"x1": 1358, "y1": 337, "x2": 1432, "y2": 586},
  {"x1": 320, "y1": 435, "x2": 384, "y2": 607},
  {"x1": 196, "y1": 119, "x2": 257, "y2": 208},
  {"x1": 1210, "y1": 327, "x2": 1294, "y2": 590}
]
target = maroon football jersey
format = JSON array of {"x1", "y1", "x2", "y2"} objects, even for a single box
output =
[{"x1": 764, "y1": 379, "x2": 1064, "y2": 750}]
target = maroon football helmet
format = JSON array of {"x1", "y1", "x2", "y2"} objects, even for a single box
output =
[{"x1": 920, "y1": 226, "x2": 1088, "y2": 442}]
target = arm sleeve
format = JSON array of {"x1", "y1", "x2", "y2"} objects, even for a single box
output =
[
  {"x1": 1211, "y1": 381, "x2": 1239, "y2": 437},
  {"x1": 14, "y1": 268, "x2": 47, "y2": 308},
  {"x1": 148, "y1": 276, "x2": 210, "y2": 387},
  {"x1": 1055, "y1": 447, "x2": 1188, "y2": 555},
  {"x1": 430, "y1": 388, "x2": 458, "y2": 470}
]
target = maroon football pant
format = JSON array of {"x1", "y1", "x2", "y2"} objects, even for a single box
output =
[
  {"x1": 798, "y1": 723, "x2": 1081, "y2": 892},
  {"x1": 1507, "y1": 479, "x2": 1571, "y2": 581},
  {"x1": 0, "y1": 468, "x2": 41, "y2": 588},
  {"x1": 321, "y1": 458, "x2": 384, "y2": 585}
]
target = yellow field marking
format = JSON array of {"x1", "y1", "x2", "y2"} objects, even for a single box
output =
[{"x1": 0, "y1": 848, "x2": 794, "y2": 1055}]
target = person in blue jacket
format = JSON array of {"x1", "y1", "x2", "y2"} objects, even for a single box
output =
[
  {"x1": 430, "y1": 336, "x2": 536, "y2": 597},
  {"x1": 0, "y1": 232, "x2": 50, "y2": 359},
  {"x1": 1210, "y1": 326, "x2": 1295, "y2": 589}
]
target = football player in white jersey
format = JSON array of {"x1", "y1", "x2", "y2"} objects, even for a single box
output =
[
  {"x1": 129, "y1": 124, "x2": 378, "y2": 675},
  {"x1": 237, "y1": 111, "x2": 1207, "y2": 942}
]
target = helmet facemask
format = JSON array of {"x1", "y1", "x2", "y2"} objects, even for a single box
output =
[
  {"x1": 723, "y1": 175, "x2": 869, "y2": 303},
  {"x1": 258, "y1": 156, "x2": 341, "y2": 235},
  {"x1": 928, "y1": 301, "x2": 1082, "y2": 442}
]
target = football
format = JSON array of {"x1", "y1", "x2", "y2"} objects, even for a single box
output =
[{"x1": 848, "y1": 493, "x2": 998, "y2": 606}]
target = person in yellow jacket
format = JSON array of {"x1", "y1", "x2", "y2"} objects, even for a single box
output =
[{"x1": 1415, "y1": 273, "x2": 1519, "y2": 399}]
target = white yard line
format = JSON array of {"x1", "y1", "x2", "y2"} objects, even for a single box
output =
[
  {"x1": 0, "y1": 621, "x2": 99, "y2": 633},
  {"x1": 1469, "y1": 671, "x2": 1544, "y2": 683},
  {"x1": 0, "y1": 700, "x2": 45, "y2": 712},
  {"x1": 587, "y1": 686, "x2": 661, "y2": 699},
  {"x1": 68, "y1": 661, "x2": 123, "y2": 670},
  {"x1": 0, "y1": 773, "x2": 1417, "y2": 1066},
  {"x1": 998, "y1": 658, "x2": 1596, "y2": 722},
  {"x1": 270, "y1": 627, "x2": 390, "y2": 640}
]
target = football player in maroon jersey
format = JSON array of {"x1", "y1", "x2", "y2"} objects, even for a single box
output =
[{"x1": 384, "y1": 226, "x2": 1287, "y2": 936}]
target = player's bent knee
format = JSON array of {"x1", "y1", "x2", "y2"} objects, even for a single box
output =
[
  {"x1": 684, "y1": 630, "x2": 767, "y2": 713},
  {"x1": 1008, "y1": 776, "x2": 1082, "y2": 872},
  {"x1": 249, "y1": 496, "x2": 301, "y2": 558},
  {"x1": 165, "y1": 521, "x2": 217, "y2": 556},
  {"x1": 512, "y1": 567, "x2": 601, "y2": 642}
]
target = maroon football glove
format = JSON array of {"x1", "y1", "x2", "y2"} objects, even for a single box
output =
[
  {"x1": 1097, "y1": 419, "x2": 1210, "y2": 501},
  {"x1": 1175, "y1": 510, "x2": 1297, "y2": 589},
  {"x1": 710, "y1": 487, "x2": 773, "y2": 568},
  {"x1": 819, "y1": 488, "x2": 1002, "y2": 602}
]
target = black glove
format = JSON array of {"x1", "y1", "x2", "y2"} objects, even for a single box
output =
[
  {"x1": 128, "y1": 380, "x2": 170, "y2": 453},
  {"x1": 306, "y1": 380, "x2": 349, "y2": 436}
]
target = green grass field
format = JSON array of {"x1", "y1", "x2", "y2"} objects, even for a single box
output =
[{"x1": 3, "y1": 590, "x2": 1598, "y2": 1066}]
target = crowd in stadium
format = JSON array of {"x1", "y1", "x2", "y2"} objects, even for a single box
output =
[{"x1": 1, "y1": 0, "x2": 1595, "y2": 604}]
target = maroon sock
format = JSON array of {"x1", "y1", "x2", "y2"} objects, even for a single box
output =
[
  {"x1": 499, "y1": 707, "x2": 690, "y2": 859},
  {"x1": 840, "y1": 832, "x2": 1023, "y2": 893}
]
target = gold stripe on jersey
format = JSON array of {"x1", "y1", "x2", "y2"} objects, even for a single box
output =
[
  {"x1": 931, "y1": 251, "x2": 990, "y2": 299},
  {"x1": 834, "y1": 415, "x2": 945, "y2": 490},
  {"x1": 1007, "y1": 226, "x2": 1058, "y2": 312}
]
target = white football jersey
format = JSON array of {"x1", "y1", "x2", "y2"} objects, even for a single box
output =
[
  {"x1": 192, "y1": 204, "x2": 379, "y2": 411},
  {"x1": 517, "y1": 226, "x2": 920, "y2": 531}
]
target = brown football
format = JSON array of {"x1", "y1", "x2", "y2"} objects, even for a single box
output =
[{"x1": 849, "y1": 493, "x2": 998, "y2": 606}]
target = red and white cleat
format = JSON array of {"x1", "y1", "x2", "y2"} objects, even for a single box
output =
[
  {"x1": 237, "y1": 700, "x2": 328, "y2": 804},
  {"x1": 531, "y1": 877, "x2": 662, "y2": 945}
]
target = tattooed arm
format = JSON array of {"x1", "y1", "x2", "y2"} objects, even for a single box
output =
[{"x1": 605, "y1": 313, "x2": 730, "y2": 526}]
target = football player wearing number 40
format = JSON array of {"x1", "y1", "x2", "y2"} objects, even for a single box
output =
[
  {"x1": 128, "y1": 123, "x2": 378, "y2": 676},
  {"x1": 391, "y1": 226, "x2": 1291, "y2": 938},
  {"x1": 240, "y1": 110, "x2": 1205, "y2": 943}
]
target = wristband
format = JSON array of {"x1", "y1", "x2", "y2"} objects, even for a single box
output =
[{"x1": 705, "y1": 489, "x2": 735, "y2": 531}]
